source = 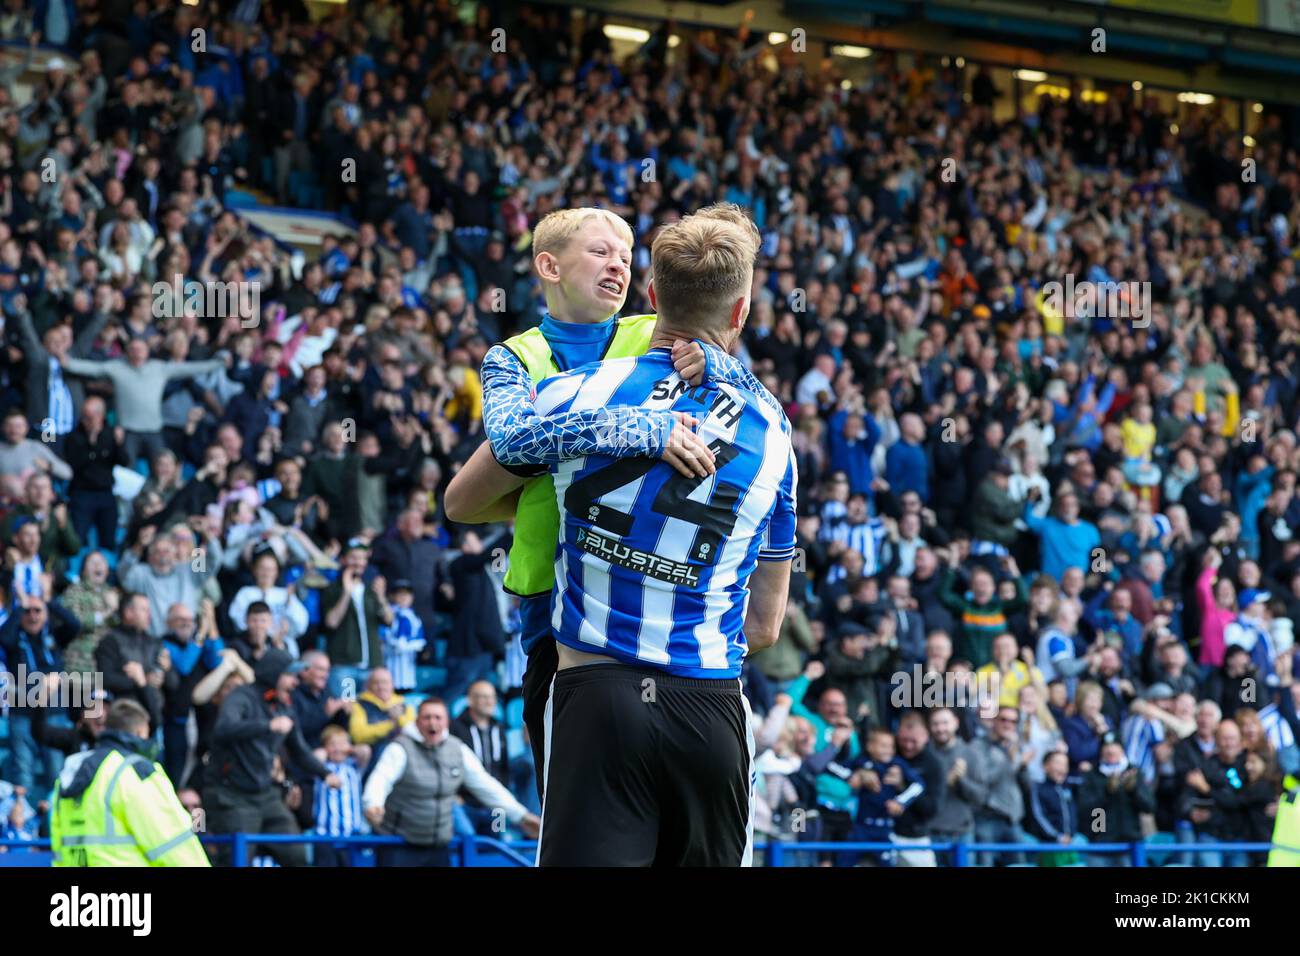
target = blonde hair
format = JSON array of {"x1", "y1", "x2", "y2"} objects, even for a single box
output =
[
  {"x1": 532, "y1": 207, "x2": 634, "y2": 259},
  {"x1": 649, "y1": 203, "x2": 760, "y2": 333},
  {"x1": 320, "y1": 725, "x2": 351, "y2": 747}
]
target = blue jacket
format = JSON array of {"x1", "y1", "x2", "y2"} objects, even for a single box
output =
[
  {"x1": 1029, "y1": 780, "x2": 1077, "y2": 839},
  {"x1": 885, "y1": 440, "x2": 930, "y2": 503},
  {"x1": 827, "y1": 410, "x2": 881, "y2": 497},
  {"x1": 0, "y1": 602, "x2": 80, "y2": 676},
  {"x1": 1024, "y1": 505, "x2": 1101, "y2": 581},
  {"x1": 847, "y1": 755, "x2": 925, "y2": 828}
]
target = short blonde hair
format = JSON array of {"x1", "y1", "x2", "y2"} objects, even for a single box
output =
[
  {"x1": 650, "y1": 203, "x2": 760, "y2": 332},
  {"x1": 532, "y1": 207, "x2": 634, "y2": 259}
]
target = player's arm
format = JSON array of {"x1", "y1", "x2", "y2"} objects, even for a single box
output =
[
  {"x1": 745, "y1": 450, "x2": 799, "y2": 653},
  {"x1": 745, "y1": 559, "x2": 791, "y2": 652},
  {"x1": 672, "y1": 339, "x2": 784, "y2": 414},
  {"x1": 480, "y1": 345, "x2": 712, "y2": 477},
  {"x1": 444, "y1": 442, "x2": 527, "y2": 524}
]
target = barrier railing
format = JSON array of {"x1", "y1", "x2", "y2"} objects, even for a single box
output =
[{"x1": 1, "y1": 835, "x2": 1294, "y2": 866}]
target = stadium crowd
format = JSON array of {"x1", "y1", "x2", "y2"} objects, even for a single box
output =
[{"x1": 0, "y1": 0, "x2": 1298, "y2": 866}]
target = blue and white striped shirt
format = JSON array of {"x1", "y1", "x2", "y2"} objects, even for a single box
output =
[
  {"x1": 536, "y1": 349, "x2": 797, "y2": 679},
  {"x1": 48, "y1": 359, "x2": 74, "y2": 435},
  {"x1": 1259, "y1": 701, "x2": 1297, "y2": 753},
  {"x1": 822, "y1": 517, "x2": 889, "y2": 579},
  {"x1": 1120, "y1": 713, "x2": 1165, "y2": 784},
  {"x1": 314, "y1": 759, "x2": 364, "y2": 837},
  {"x1": 382, "y1": 606, "x2": 426, "y2": 692}
]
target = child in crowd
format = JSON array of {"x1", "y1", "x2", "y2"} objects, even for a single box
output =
[{"x1": 382, "y1": 579, "x2": 426, "y2": 694}]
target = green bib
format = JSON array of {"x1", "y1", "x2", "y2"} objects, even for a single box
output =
[{"x1": 500, "y1": 314, "x2": 656, "y2": 596}]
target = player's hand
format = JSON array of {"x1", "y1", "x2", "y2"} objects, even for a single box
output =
[
  {"x1": 671, "y1": 339, "x2": 708, "y2": 386},
  {"x1": 519, "y1": 813, "x2": 541, "y2": 838},
  {"x1": 661, "y1": 412, "x2": 716, "y2": 479}
]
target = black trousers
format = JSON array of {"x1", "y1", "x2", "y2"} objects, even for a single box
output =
[
  {"x1": 537, "y1": 662, "x2": 753, "y2": 867},
  {"x1": 521, "y1": 637, "x2": 559, "y2": 804},
  {"x1": 69, "y1": 488, "x2": 118, "y2": 552},
  {"x1": 204, "y1": 783, "x2": 306, "y2": 867}
]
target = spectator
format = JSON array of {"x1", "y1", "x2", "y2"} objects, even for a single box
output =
[
  {"x1": 348, "y1": 667, "x2": 414, "y2": 750},
  {"x1": 450, "y1": 680, "x2": 513, "y2": 834},
  {"x1": 892, "y1": 710, "x2": 945, "y2": 866},
  {"x1": 369, "y1": 507, "x2": 441, "y2": 641},
  {"x1": 118, "y1": 523, "x2": 222, "y2": 639},
  {"x1": 0, "y1": 594, "x2": 79, "y2": 791},
  {"x1": 926, "y1": 708, "x2": 981, "y2": 848},
  {"x1": 61, "y1": 336, "x2": 224, "y2": 466},
  {"x1": 320, "y1": 539, "x2": 390, "y2": 680},
  {"x1": 362, "y1": 697, "x2": 539, "y2": 866},
  {"x1": 61, "y1": 396, "x2": 129, "y2": 550},
  {"x1": 160, "y1": 599, "x2": 226, "y2": 786},
  {"x1": 94, "y1": 592, "x2": 165, "y2": 732},
  {"x1": 227, "y1": 549, "x2": 310, "y2": 660},
  {"x1": 442, "y1": 528, "x2": 509, "y2": 703},
  {"x1": 842, "y1": 727, "x2": 926, "y2": 866},
  {"x1": 207, "y1": 649, "x2": 342, "y2": 867},
  {"x1": 1079, "y1": 737, "x2": 1155, "y2": 866},
  {"x1": 1028, "y1": 751, "x2": 1085, "y2": 866}
]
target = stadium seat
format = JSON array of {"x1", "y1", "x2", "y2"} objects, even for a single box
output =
[
  {"x1": 415, "y1": 666, "x2": 446, "y2": 692},
  {"x1": 506, "y1": 728, "x2": 525, "y2": 760},
  {"x1": 505, "y1": 696, "x2": 524, "y2": 729}
]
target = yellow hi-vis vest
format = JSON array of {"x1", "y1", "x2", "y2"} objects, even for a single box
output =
[
  {"x1": 51, "y1": 744, "x2": 210, "y2": 867},
  {"x1": 1267, "y1": 775, "x2": 1300, "y2": 867},
  {"x1": 499, "y1": 313, "x2": 657, "y2": 596}
]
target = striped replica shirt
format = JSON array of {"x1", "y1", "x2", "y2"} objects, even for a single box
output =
[
  {"x1": 381, "y1": 606, "x2": 427, "y2": 692},
  {"x1": 314, "y1": 759, "x2": 364, "y2": 837},
  {"x1": 1120, "y1": 712, "x2": 1165, "y2": 784},
  {"x1": 535, "y1": 349, "x2": 797, "y2": 679}
]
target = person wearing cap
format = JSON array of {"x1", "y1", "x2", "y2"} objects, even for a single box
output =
[
  {"x1": 320, "y1": 537, "x2": 391, "y2": 681},
  {"x1": 1224, "y1": 588, "x2": 1279, "y2": 681},
  {"x1": 380, "y1": 578, "x2": 425, "y2": 694},
  {"x1": 823, "y1": 619, "x2": 895, "y2": 728},
  {"x1": 968, "y1": 461, "x2": 1021, "y2": 558},
  {"x1": 206, "y1": 648, "x2": 342, "y2": 866}
]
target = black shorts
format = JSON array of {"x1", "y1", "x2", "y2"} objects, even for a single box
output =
[
  {"x1": 521, "y1": 637, "x2": 559, "y2": 803},
  {"x1": 536, "y1": 662, "x2": 754, "y2": 867}
]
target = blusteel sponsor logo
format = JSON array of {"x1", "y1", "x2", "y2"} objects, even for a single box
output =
[{"x1": 49, "y1": 886, "x2": 152, "y2": 936}]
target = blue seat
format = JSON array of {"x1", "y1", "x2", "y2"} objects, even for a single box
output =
[
  {"x1": 506, "y1": 728, "x2": 525, "y2": 760},
  {"x1": 415, "y1": 666, "x2": 446, "y2": 692},
  {"x1": 505, "y1": 697, "x2": 524, "y2": 729}
]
